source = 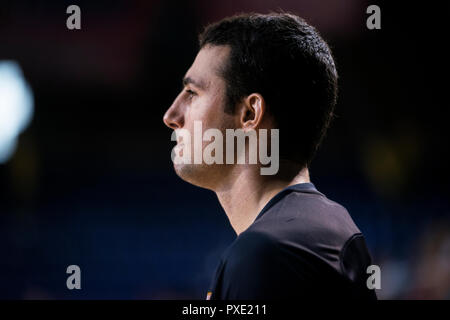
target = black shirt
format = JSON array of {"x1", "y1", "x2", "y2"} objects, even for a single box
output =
[{"x1": 207, "y1": 183, "x2": 377, "y2": 300}]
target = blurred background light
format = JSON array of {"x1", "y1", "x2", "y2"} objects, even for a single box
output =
[{"x1": 0, "y1": 61, "x2": 34, "y2": 164}]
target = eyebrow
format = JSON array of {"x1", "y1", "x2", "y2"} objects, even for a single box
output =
[{"x1": 182, "y1": 76, "x2": 208, "y2": 90}]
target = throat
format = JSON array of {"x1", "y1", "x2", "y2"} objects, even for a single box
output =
[{"x1": 215, "y1": 167, "x2": 310, "y2": 235}]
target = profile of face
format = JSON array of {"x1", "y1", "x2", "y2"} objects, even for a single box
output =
[{"x1": 163, "y1": 45, "x2": 237, "y2": 190}]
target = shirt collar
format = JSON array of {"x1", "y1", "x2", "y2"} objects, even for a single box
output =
[{"x1": 254, "y1": 182, "x2": 324, "y2": 222}]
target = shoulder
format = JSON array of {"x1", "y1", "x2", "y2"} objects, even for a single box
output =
[
  {"x1": 280, "y1": 190, "x2": 360, "y2": 234},
  {"x1": 246, "y1": 190, "x2": 371, "y2": 277},
  {"x1": 252, "y1": 190, "x2": 362, "y2": 253}
]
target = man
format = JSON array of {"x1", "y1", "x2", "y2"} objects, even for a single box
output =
[{"x1": 163, "y1": 12, "x2": 377, "y2": 300}]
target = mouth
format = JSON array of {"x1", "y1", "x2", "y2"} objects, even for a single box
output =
[{"x1": 174, "y1": 142, "x2": 184, "y2": 158}]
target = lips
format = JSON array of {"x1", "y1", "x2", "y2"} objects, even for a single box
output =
[{"x1": 175, "y1": 142, "x2": 184, "y2": 157}]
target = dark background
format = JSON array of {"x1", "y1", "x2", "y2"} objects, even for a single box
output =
[{"x1": 0, "y1": 0, "x2": 449, "y2": 299}]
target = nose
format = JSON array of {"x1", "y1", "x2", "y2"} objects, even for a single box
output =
[{"x1": 163, "y1": 99, "x2": 184, "y2": 130}]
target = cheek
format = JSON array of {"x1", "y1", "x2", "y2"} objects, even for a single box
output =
[{"x1": 192, "y1": 96, "x2": 226, "y2": 127}]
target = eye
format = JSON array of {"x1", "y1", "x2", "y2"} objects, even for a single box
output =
[{"x1": 185, "y1": 88, "x2": 197, "y2": 97}]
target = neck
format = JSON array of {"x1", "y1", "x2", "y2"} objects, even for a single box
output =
[{"x1": 214, "y1": 163, "x2": 310, "y2": 235}]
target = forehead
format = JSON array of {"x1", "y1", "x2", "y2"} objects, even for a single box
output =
[{"x1": 184, "y1": 45, "x2": 230, "y2": 89}]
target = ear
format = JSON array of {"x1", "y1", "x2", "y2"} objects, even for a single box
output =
[{"x1": 238, "y1": 93, "x2": 266, "y2": 130}]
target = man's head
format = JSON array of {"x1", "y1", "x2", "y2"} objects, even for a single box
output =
[{"x1": 163, "y1": 12, "x2": 338, "y2": 189}]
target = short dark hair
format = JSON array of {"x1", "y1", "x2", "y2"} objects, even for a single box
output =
[{"x1": 199, "y1": 12, "x2": 338, "y2": 168}]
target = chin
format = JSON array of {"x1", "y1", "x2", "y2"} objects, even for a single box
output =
[
  {"x1": 174, "y1": 163, "x2": 209, "y2": 188},
  {"x1": 173, "y1": 163, "x2": 221, "y2": 190}
]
